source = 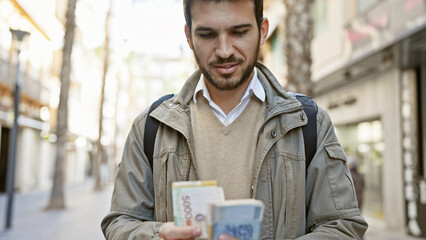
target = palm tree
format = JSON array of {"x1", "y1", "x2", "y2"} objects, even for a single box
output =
[
  {"x1": 284, "y1": 0, "x2": 313, "y2": 96},
  {"x1": 47, "y1": 0, "x2": 78, "y2": 210}
]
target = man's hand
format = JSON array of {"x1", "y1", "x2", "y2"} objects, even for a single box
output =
[
  {"x1": 218, "y1": 234, "x2": 240, "y2": 240},
  {"x1": 159, "y1": 222, "x2": 202, "y2": 240}
]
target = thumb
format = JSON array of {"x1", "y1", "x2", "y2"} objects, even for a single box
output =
[
  {"x1": 218, "y1": 234, "x2": 240, "y2": 240},
  {"x1": 159, "y1": 222, "x2": 201, "y2": 239}
]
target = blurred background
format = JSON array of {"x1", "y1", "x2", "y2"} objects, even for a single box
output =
[{"x1": 0, "y1": 0, "x2": 425, "y2": 239}]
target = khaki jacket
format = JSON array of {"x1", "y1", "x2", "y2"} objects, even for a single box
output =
[{"x1": 101, "y1": 62, "x2": 368, "y2": 239}]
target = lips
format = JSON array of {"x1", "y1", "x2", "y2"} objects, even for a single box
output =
[{"x1": 214, "y1": 63, "x2": 238, "y2": 75}]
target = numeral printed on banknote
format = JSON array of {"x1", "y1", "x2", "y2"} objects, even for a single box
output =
[
  {"x1": 211, "y1": 199, "x2": 264, "y2": 240},
  {"x1": 172, "y1": 181, "x2": 225, "y2": 240}
]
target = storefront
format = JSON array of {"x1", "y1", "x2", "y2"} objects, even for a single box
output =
[
  {"x1": 336, "y1": 120, "x2": 384, "y2": 220},
  {"x1": 313, "y1": 1, "x2": 426, "y2": 236},
  {"x1": 399, "y1": 27, "x2": 426, "y2": 238},
  {"x1": 314, "y1": 0, "x2": 426, "y2": 237}
]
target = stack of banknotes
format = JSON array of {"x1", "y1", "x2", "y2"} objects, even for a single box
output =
[
  {"x1": 210, "y1": 199, "x2": 264, "y2": 240},
  {"x1": 172, "y1": 181, "x2": 264, "y2": 240}
]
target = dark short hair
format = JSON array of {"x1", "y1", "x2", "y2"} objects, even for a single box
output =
[{"x1": 183, "y1": 0, "x2": 263, "y2": 32}]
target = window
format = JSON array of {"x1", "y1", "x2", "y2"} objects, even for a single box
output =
[
  {"x1": 336, "y1": 120, "x2": 384, "y2": 219},
  {"x1": 357, "y1": 0, "x2": 379, "y2": 13},
  {"x1": 312, "y1": 0, "x2": 328, "y2": 36}
]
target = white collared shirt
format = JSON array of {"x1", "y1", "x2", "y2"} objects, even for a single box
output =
[{"x1": 193, "y1": 67, "x2": 265, "y2": 126}]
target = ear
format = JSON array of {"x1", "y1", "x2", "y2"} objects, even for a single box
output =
[
  {"x1": 259, "y1": 18, "x2": 269, "y2": 46},
  {"x1": 185, "y1": 24, "x2": 193, "y2": 50}
]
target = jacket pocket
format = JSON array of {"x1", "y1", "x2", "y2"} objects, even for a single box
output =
[
  {"x1": 324, "y1": 143, "x2": 357, "y2": 210},
  {"x1": 155, "y1": 153, "x2": 168, "y2": 222},
  {"x1": 156, "y1": 151, "x2": 189, "y2": 222}
]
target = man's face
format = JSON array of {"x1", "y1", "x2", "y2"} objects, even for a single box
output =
[{"x1": 185, "y1": 0, "x2": 268, "y2": 91}]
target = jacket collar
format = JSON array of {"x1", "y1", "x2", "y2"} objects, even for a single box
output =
[
  {"x1": 255, "y1": 62, "x2": 303, "y2": 119},
  {"x1": 173, "y1": 62, "x2": 303, "y2": 111},
  {"x1": 150, "y1": 62, "x2": 305, "y2": 138}
]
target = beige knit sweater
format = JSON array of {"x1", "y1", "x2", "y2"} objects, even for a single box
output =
[{"x1": 190, "y1": 95, "x2": 266, "y2": 199}]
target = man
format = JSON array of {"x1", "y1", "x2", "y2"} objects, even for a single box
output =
[
  {"x1": 101, "y1": 0, "x2": 368, "y2": 239},
  {"x1": 348, "y1": 156, "x2": 365, "y2": 210}
]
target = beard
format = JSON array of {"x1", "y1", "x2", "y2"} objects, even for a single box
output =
[{"x1": 192, "y1": 43, "x2": 260, "y2": 91}]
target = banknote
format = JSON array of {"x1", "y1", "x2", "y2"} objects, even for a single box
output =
[
  {"x1": 172, "y1": 181, "x2": 225, "y2": 240},
  {"x1": 211, "y1": 199, "x2": 264, "y2": 240}
]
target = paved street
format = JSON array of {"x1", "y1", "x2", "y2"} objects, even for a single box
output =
[
  {"x1": 0, "y1": 180, "x2": 113, "y2": 240},
  {"x1": 0, "y1": 180, "x2": 424, "y2": 240},
  {"x1": 366, "y1": 221, "x2": 425, "y2": 240}
]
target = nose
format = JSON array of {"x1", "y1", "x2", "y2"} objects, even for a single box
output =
[{"x1": 215, "y1": 35, "x2": 234, "y2": 59}]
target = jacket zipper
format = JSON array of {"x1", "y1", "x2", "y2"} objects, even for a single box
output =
[{"x1": 252, "y1": 106, "x2": 306, "y2": 197}]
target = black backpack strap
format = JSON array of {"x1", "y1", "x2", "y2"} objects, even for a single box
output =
[
  {"x1": 144, "y1": 94, "x2": 174, "y2": 170},
  {"x1": 289, "y1": 93, "x2": 318, "y2": 172}
]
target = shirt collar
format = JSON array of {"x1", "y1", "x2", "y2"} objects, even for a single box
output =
[{"x1": 193, "y1": 67, "x2": 265, "y2": 103}]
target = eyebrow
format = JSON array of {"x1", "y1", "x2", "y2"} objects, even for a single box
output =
[
  {"x1": 230, "y1": 24, "x2": 253, "y2": 30},
  {"x1": 194, "y1": 23, "x2": 253, "y2": 32},
  {"x1": 194, "y1": 26, "x2": 213, "y2": 32}
]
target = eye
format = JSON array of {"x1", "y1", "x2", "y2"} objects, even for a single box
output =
[
  {"x1": 197, "y1": 32, "x2": 215, "y2": 39},
  {"x1": 233, "y1": 30, "x2": 248, "y2": 37}
]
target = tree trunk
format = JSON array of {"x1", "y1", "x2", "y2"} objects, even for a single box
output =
[
  {"x1": 46, "y1": 0, "x2": 78, "y2": 210},
  {"x1": 284, "y1": 0, "x2": 313, "y2": 96},
  {"x1": 94, "y1": 1, "x2": 112, "y2": 191}
]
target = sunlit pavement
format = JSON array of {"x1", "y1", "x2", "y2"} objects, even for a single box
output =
[
  {"x1": 366, "y1": 229, "x2": 424, "y2": 240},
  {"x1": 0, "y1": 180, "x2": 113, "y2": 240},
  {"x1": 0, "y1": 181, "x2": 425, "y2": 240},
  {"x1": 365, "y1": 225, "x2": 424, "y2": 240},
  {"x1": 364, "y1": 216, "x2": 425, "y2": 240}
]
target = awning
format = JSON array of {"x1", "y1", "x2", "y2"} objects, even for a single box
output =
[{"x1": 10, "y1": 0, "x2": 64, "y2": 46}]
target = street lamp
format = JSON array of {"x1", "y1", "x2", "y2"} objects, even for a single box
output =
[{"x1": 5, "y1": 28, "x2": 30, "y2": 229}]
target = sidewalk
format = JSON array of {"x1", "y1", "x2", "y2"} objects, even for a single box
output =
[
  {"x1": 363, "y1": 216, "x2": 425, "y2": 240},
  {"x1": 366, "y1": 228, "x2": 424, "y2": 240},
  {"x1": 0, "y1": 180, "x2": 424, "y2": 240},
  {"x1": 365, "y1": 225, "x2": 424, "y2": 240},
  {"x1": 0, "y1": 180, "x2": 113, "y2": 240}
]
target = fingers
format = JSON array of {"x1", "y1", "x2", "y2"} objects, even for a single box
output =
[
  {"x1": 159, "y1": 222, "x2": 201, "y2": 240},
  {"x1": 218, "y1": 234, "x2": 240, "y2": 240}
]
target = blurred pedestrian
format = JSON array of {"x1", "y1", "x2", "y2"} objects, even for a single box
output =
[
  {"x1": 101, "y1": 0, "x2": 367, "y2": 239},
  {"x1": 348, "y1": 156, "x2": 365, "y2": 210}
]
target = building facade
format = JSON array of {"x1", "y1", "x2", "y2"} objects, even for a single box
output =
[
  {"x1": 262, "y1": 0, "x2": 426, "y2": 237},
  {"x1": 0, "y1": 0, "x2": 111, "y2": 194},
  {"x1": 0, "y1": 0, "x2": 62, "y2": 192},
  {"x1": 312, "y1": 0, "x2": 426, "y2": 237}
]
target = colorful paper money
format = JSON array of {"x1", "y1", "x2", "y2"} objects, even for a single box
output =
[
  {"x1": 172, "y1": 181, "x2": 225, "y2": 240},
  {"x1": 211, "y1": 199, "x2": 264, "y2": 240}
]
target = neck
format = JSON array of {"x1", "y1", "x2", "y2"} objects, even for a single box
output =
[{"x1": 205, "y1": 75, "x2": 252, "y2": 115}]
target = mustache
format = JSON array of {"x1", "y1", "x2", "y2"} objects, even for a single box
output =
[{"x1": 209, "y1": 56, "x2": 243, "y2": 66}]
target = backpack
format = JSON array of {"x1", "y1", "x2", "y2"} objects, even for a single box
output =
[{"x1": 143, "y1": 93, "x2": 318, "y2": 173}]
